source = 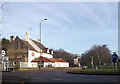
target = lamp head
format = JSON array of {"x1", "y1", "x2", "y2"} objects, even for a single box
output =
[{"x1": 44, "y1": 18, "x2": 47, "y2": 20}]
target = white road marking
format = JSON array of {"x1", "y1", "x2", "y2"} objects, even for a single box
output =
[
  {"x1": 24, "y1": 77, "x2": 29, "y2": 78},
  {"x1": 52, "y1": 78, "x2": 62, "y2": 80},
  {"x1": 32, "y1": 78, "x2": 43, "y2": 79}
]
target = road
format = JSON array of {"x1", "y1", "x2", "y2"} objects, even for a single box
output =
[{"x1": 2, "y1": 70, "x2": 120, "y2": 83}]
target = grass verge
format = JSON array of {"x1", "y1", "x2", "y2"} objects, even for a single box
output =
[{"x1": 67, "y1": 69, "x2": 120, "y2": 75}]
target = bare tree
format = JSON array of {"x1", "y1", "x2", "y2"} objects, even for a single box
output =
[
  {"x1": 53, "y1": 48, "x2": 77, "y2": 67},
  {"x1": 0, "y1": 2, "x2": 7, "y2": 24},
  {"x1": 80, "y1": 45, "x2": 111, "y2": 68}
]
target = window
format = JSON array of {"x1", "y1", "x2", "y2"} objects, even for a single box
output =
[
  {"x1": 9, "y1": 63, "x2": 11, "y2": 66},
  {"x1": 14, "y1": 62, "x2": 16, "y2": 64},
  {"x1": 13, "y1": 62, "x2": 16, "y2": 65},
  {"x1": 47, "y1": 49, "x2": 49, "y2": 53}
]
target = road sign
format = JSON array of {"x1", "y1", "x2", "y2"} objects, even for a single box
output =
[
  {"x1": 4, "y1": 57, "x2": 8, "y2": 60},
  {"x1": 1, "y1": 50, "x2": 5, "y2": 56}
]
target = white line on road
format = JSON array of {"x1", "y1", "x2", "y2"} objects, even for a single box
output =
[
  {"x1": 24, "y1": 77, "x2": 29, "y2": 78},
  {"x1": 32, "y1": 78, "x2": 43, "y2": 79},
  {"x1": 52, "y1": 78, "x2": 62, "y2": 80}
]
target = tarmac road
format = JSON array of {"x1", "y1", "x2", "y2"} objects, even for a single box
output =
[{"x1": 2, "y1": 70, "x2": 120, "y2": 83}]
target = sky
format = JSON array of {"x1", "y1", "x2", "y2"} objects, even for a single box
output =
[{"x1": 2, "y1": 2, "x2": 118, "y2": 55}]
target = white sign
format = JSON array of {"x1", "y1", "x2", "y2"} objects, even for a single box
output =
[
  {"x1": 4, "y1": 57, "x2": 9, "y2": 60},
  {"x1": 74, "y1": 59, "x2": 78, "y2": 62},
  {"x1": 1, "y1": 50, "x2": 6, "y2": 56}
]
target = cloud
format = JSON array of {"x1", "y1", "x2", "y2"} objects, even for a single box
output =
[
  {"x1": 2, "y1": 2, "x2": 118, "y2": 54},
  {"x1": 76, "y1": 3, "x2": 105, "y2": 28}
]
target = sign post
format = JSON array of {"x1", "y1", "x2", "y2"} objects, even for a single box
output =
[
  {"x1": 112, "y1": 52, "x2": 118, "y2": 70},
  {"x1": 1, "y1": 50, "x2": 5, "y2": 57},
  {"x1": 74, "y1": 56, "x2": 81, "y2": 67}
]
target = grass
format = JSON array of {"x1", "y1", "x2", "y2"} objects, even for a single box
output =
[{"x1": 67, "y1": 69, "x2": 120, "y2": 75}]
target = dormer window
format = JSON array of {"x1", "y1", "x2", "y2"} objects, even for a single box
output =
[
  {"x1": 47, "y1": 49, "x2": 49, "y2": 53},
  {"x1": 51, "y1": 50, "x2": 53, "y2": 54},
  {"x1": 49, "y1": 49, "x2": 53, "y2": 54}
]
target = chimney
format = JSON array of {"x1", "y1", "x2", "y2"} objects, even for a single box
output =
[
  {"x1": 37, "y1": 39, "x2": 41, "y2": 43},
  {"x1": 10, "y1": 35, "x2": 15, "y2": 42},
  {"x1": 25, "y1": 32, "x2": 30, "y2": 41}
]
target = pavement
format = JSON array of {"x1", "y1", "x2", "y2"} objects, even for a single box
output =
[{"x1": 1, "y1": 70, "x2": 120, "y2": 84}]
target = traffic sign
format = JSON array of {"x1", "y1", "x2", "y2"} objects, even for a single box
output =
[
  {"x1": 4, "y1": 57, "x2": 8, "y2": 60},
  {"x1": 1, "y1": 50, "x2": 6, "y2": 56}
]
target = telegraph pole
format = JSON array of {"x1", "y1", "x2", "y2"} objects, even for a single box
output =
[{"x1": 90, "y1": 56, "x2": 94, "y2": 68}]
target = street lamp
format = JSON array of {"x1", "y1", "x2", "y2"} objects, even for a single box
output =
[
  {"x1": 39, "y1": 18, "x2": 47, "y2": 70},
  {"x1": 40, "y1": 18, "x2": 47, "y2": 43}
]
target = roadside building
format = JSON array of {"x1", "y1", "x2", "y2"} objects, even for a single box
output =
[
  {"x1": 6, "y1": 32, "x2": 69, "y2": 69},
  {"x1": 32, "y1": 56, "x2": 69, "y2": 67},
  {"x1": 1, "y1": 49, "x2": 13, "y2": 71},
  {"x1": 74, "y1": 56, "x2": 81, "y2": 67}
]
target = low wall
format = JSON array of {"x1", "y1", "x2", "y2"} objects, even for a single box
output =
[
  {"x1": 19, "y1": 67, "x2": 82, "y2": 71},
  {"x1": 19, "y1": 67, "x2": 39, "y2": 71}
]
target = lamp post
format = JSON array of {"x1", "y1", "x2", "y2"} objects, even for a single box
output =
[
  {"x1": 40, "y1": 18, "x2": 47, "y2": 43},
  {"x1": 39, "y1": 18, "x2": 47, "y2": 70}
]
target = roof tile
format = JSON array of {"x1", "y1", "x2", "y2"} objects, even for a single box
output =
[
  {"x1": 32, "y1": 56, "x2": 66, "y2": 63},
  {"x1": 21, "y1": 40, "x2": 37, "y2": 52}
]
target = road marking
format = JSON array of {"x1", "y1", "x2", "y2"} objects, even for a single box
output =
[
  {"x1": 24, "y1": 77, "x2": 29, "y2": 78},
  {"x1": 32, "y1": 78, "x2": 43, "y2": 79},
  {"x1": 52, "y1": 78, "x2": 62, "y2": 80}
]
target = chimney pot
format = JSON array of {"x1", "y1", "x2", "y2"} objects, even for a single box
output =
[
  {"x1": 25, "y1": 32, "x2": 30, "y2": 41},
  {"x1": 10, "y1": 35, "x2": 15, "y2": 42}
]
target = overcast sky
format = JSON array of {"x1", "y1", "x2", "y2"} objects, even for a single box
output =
[{"x1": 2, "y1": 2, "x2": 118, "y2": 55}]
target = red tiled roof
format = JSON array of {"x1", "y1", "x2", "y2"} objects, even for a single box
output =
[
  {"x1": 49, "y1": 58, "x2": 66, "y2": 62},
  {"x1": 32, "y1": 56, "x2": 66, "y2": 63},
  {"x1": 21, "y1": 39, "x2": 48, "y2": 53},
  {"x1": 21, "y1": 40, "x2": 37, "y2": 52},
  {"x1": 30, "y1": 39, "x2": 47, "y2": 53},
  {"x1": 32, "y1": 56, "x2": 50, "y2": 62},
  {"x1": 18, "y1": 37, "x2": 52, "y2": 54}
]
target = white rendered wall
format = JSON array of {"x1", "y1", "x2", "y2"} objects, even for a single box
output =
[
  {"x1": 20, "y1": 62, "x2": 28, "y2": 68},
  {"x1": 28, "y1": 50, "x2": 53, "y2": 62},
  {"x1": 44, "y1": 62, "x2": 69, "y2": 67},
  {"x1": 28, "y1": 49, "x2": 39, "y2": 67},
  {"x1": 30, "y1": 62, "x2": 38, "y2": 67},
  {"x1": 28, "y1": 50, "x2": 39, "y2": 61},
  {"x1": 53, "y1": 62, "x2": 69, "y2": 67},
  {"x1": 28, "y1": 49, "x2": 53, "y2": 67},
  {"x1": 43, "y1": 62, "x2": 53, "y2": 67},
  {"x1": 41, "y1": 53, "x2": 53, "y2": 58}
]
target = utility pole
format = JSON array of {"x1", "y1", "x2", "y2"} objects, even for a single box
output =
[
  {"x1": 97, "y1": 51, "x2": 101, "y2": 68},
  {"x1": 91, "y1": 56, "x2": 94, "y2": 68}
]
